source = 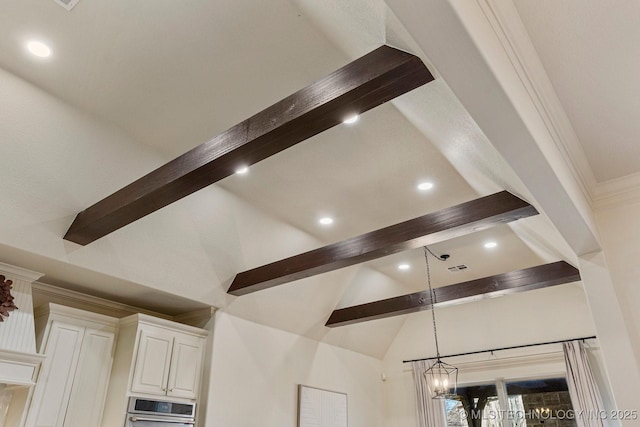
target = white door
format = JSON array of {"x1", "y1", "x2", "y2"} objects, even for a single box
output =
[
  {"x1": 166, "y1": 334, "x2": 204, "y2": 400},
  {"x1": 131, "y1": 328, "x2": 174, "y2": 396},
  {"x1": 64, "y1": 328, "x2": 115, "y2": 427},
  {"x1": 25, "y1": 322, "x2": 85, "y2": 427}
]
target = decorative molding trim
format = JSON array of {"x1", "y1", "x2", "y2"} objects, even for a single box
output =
[
  {"x1": 34, "y1": 303, "x2": 119, "y2": 329},
  {"x1": 476, "y1": 0, "x2": 640, "y2": 212},
  {"x1": 475, "y1": 0, "x2": 597, "y2": 206},
  {"x1": 0, "y1": 263, "x2": 43, "y2": 283},
  {"x1": 32, "y1": 281, "x2": 172, "y2": 320},
  {"x1": 0, "y1": 348, "x2": 45, "y2": 386},
  {"x1": 173, "y1": 307, "x2": 216, "y2": 328},
  {"x1": 120, "y1": 313, "x2": 209, "y2": 337},
  {"x1": 32, "y1": 282, "x2": 216, "y2": 329},
  {"x1": 592, "y1": 171, "x2": 640, "y2": 210}
]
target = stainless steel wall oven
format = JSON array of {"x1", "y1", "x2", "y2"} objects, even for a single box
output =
[{"x1": 125, "y1": 397, "x2": 196, "y2": 426}]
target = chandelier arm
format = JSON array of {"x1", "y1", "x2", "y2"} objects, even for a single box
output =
[{"x1": 423, "y1": 246, "x2": 441, "y2": 359}]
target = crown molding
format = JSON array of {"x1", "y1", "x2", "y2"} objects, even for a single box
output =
[
  {"x1": 475, "y1": 0, "x2": 598, "y2": 206},
  {"x1": 34, "y1": 302, "x2": 119, "y2": 329},
  {"x1": 31, "y1": 281, "x2": 217, "y2": 329},
  {"x1": 592, "y1": 171, "x2": 640, "y2": 210},
  {"x1": 476, "y1": 0, "x2": 640, "y2": 213},
  {"x1": 173, "y1": 307, "x2": 216, "y2": 328},
  {"x1": 120, "y1": 313, "x2": 209, "y2": 337},
  {"x1": 0, "y1": 262, "x2": 43, "y2": 283},
  {"x1": 31, "y1": 281, "x2": 172, "y2": 320}
]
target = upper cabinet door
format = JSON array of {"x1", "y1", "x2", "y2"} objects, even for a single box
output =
[
  {"x1": 64, "y1": 327, "x2": 116, "y2": 427},
  {"x1": 25, "y1": 321, "x2": 85, "y2": 427},
  {"x1": 131, "y1": 327, "x2": 174, "y2": 396},
  {"x1": 166, "y1": 334, "x2": 205, "y2": 400}
]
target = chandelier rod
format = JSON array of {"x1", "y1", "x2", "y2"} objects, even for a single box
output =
[{"x1": 423, "y1": 246, "x2": 441, "y2": 359}]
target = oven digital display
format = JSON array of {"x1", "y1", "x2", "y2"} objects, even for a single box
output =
[{"x1": 156, "y1": 401, "x2": 171, "y2": 413}]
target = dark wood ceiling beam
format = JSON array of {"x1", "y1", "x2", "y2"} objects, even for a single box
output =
[
  {"x1": 228, "y1": 191, "x2": 538, "y2": 296},
  {"x1": 64, "y1": 46, "x2": 434, "y2": 245},
  {"x1": 325, "y1": 261, "x2": 580, "y2": 327}
]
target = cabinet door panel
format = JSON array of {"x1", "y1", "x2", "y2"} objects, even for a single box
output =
[
  {"x1": 64, "y1": 328, "x2": 115, "y2": 427},
  {"x1": 131, "y1": 328, "x2": 174, "y2": 396},
  {"x1": 167, "y1": 335, "x2": 204, "y2": 400},
  {"x1": 25, "y1": 322, "x2": 85, "y2": 427}
]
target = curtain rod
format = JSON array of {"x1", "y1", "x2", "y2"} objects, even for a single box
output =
[{"x1": 402, "y1": 335, "x2": 597, "y2": 364}]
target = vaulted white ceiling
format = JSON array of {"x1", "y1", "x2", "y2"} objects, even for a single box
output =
[{"x1": 0, "y1": 0, "x2": 601, "y2": 358}]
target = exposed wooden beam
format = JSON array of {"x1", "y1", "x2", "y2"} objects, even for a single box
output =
[
  {"x1": 228, "y1": 191, "x2": 538, "y2": 296},
  {"x1": 64, "y1": 46, "x2": 434, "y2": 245},
  {"x1": 325, "y1": 261, "x2": 580, "y2": 327}
]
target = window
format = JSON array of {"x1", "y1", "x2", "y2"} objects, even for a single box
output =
[
  {"x1": 445, "y1": 384, "x2": 502, "y2": 427},
  {"x1": 445, "y1": 378, "x2": 577, "y2": 427},
  {"x1": 506, "y1": 378, "x2": 577, "y2": 427}
]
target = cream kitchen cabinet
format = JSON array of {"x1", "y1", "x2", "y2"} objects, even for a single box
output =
[
  {"x1": 130, "y1": 324, "x2": 204, "y2": 399},
  {"x1": 25, "y1": 304, "x2": 118, "y2": 427},
  {"x1": 101, "y1": 314, "x2": 208, "y2": 427}
]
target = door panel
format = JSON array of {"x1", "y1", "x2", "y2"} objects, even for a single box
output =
[
  {"x1": 167, "y1": 335, "x2": 204, "y2": 400},
  {"x1": 26, "y1": 322, "x2": 85, "y2": 427},
  {"x1": 64, "y1": 328, "x2": 115, "y2": 427},
  {"x1": 131, "y1": 328, "x2": 174, "y2": 396}
]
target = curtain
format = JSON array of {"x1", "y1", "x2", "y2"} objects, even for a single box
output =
[
  {"x1": 563, "y1": 340, "x2": 606, "y2": 427},
  {"x1": 411, "y1": 360, "x2": 447, "y2": 427}
]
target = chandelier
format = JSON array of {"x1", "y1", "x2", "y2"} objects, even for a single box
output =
[{"x1": 422, "y1": 246, "x2": 458, "y2": 399}]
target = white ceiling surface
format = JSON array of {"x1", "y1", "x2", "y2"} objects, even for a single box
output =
[
  {"x1": 0, "y1": 0, "x2": 347, "y2": 158},
  {"x1": 513, "y1": 0, "x2": 640, "y2": 183},
  {"x1": 0, "y1": 0, "x2": 584, "y2": 357}
]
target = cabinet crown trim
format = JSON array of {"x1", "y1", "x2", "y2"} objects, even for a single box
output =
[
  {"x1": 0, "y1": 262, "x2": 43, "y2": 282},
  {"x1": 35, "y1": 303, "x2": 119, "y2": 328},
  {"x1": 120, "y1": 313, "x2": 208, "y2": 336}
]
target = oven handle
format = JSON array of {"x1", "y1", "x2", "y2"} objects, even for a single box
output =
[{"x1": 130, "y1": 416, "x2": 195, "y2": 424}]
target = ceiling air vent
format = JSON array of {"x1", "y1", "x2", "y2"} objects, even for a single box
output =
[
  {"x1": 52, "y1": 0, "x2": 81, "y2": 11},
  {"x1": 447, "y1": 265, "x2": 469, "y2": 273}
]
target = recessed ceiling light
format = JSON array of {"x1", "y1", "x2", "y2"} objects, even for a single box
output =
[
  {"x1": 26, "y1": 40, "x2": 51, "y2": 58},
  {"x1": 417, "y1": 182, "x2": 434, "y2": 191},
  {"x1": 398, "y1": 263, "x2": 411, "y2": 271},
  {"x1": 343, "y1": 114, "x2": 359, "y2": 124},
  {"x1": 235, "y1": 166, "x2": 249, "y2": 175},
  {"x1": 319, "y1": 217, "x2": 334, "y2": 226},
  {"x1": 484, "y1": 241, "x2": 498, "y2": 249}
]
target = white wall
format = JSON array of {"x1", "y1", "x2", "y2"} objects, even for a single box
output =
[
  {"x1": 202, "y1": 311, "x2": 384, "y2": 427},
  {"x1": 586, "y1": 200, "x2": 640, "y2": 418},
  {"x1": 594, "y1": 201, "x2": 640, "y2": 365},
  {"x1": 382, "y1": 284, "x2": 597, "y2": 427}
]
